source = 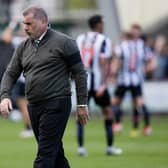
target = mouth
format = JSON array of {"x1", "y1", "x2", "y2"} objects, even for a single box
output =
[{"x1": 25, "y1": 30, "x2": 31, "y2": 36}]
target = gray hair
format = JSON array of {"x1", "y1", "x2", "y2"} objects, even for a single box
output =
[{"x1": 23, "y1": 6, "x2": 48, "y2": 22}]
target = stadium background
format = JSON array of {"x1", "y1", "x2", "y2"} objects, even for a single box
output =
[
  {"x1": 1, "y1": 0, "x2": 168, "y2": 114},
  {"x1": 0, "y1": 0, "x2": 168, "y2": 168}
]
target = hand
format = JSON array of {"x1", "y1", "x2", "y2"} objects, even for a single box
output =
[
  {"x1": 77, "y1": 106, "x2": 89, "y2": 126},
  {"x1": 0, "y1": 98, "x2": 13, "y2": 118},
  {"x1": 96, "y1": 85, "x2": 105, "y2": 97}
]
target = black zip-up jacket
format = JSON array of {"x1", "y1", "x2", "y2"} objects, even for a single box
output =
[{"x1": 0, "y1": 29, "x2": 88, "y2": 104}]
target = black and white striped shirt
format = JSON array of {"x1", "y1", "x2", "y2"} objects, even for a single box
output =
[
  {"x1": 114, "y1": 39, "x2": 153, "y2": 86},
  {"x1": 77, "y1": 31, "x2": 112, "y2": 91}
]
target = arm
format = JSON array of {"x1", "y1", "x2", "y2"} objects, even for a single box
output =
[
  {"x1": 145, "y1": 56, "x2": 157, "y2": 73},
  {"x1": 96, "y1": 57, "x2": 109, "y2": 97},
  {"x1": 111, "y1": 55, "x2": 121, "y2": 77},
  {"x1": 63, "y1": 38, "x2": 89, "y2": 125},
  {"x1": 144, "y1": 48, "x2": 157, "y2": 73},
  {"x1": 99, "y1": 57, "x2": 110, "y2": 84},
  {"x1": 100, "y1": 38, "x2": 112, "y2": 83},
  {"x1": 1, "y1": 19, "x2": 18, "y2": 43},
  {"x1": 96, "y1": 38, "x2": 112, "y2": 97},
  {"x1": 110, "y1": 44, "x2": 122, "y2": 83},
  {"x1": 71, "y1": 62, "x2": 89, "y2": 125}
]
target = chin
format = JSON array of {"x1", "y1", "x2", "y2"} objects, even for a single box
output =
[{"x1": 26, "y1": 32, "x2": 32, "y2": 37}]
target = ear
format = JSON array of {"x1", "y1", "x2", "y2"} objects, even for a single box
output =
[{"x1": 41, "y1": 17, "x2": 47, "y2": 24}]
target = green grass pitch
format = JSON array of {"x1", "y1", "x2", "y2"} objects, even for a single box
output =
[{"x1": 0, "y1": 115, "x2": 168, "y2": 168}]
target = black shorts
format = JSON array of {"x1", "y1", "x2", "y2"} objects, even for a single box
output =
[
  {"x1": 88, "y1": 89, "x2": 111, "y2": 108},
  {"x1": 12, "y1": 81, "x2": 25, "y2": 100},
  {"x1": 114, "y1": 85, "x2": 142, "y2": 99}
]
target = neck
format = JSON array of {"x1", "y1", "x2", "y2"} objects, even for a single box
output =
[
  {"x1": 91, "y1": 28, "x2": 102, "y2": 34},
  {"x1": 36, "y1": 28, "x2": 48, "y2": 40}
]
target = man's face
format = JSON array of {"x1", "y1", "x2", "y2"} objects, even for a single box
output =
[
  {"x1": 97, "y1": 22, "x2": 104, "y2": 33},
  {"x1": 131, "y1": 27, "x2": 141, "y2": 39},
  {"x1": 23, "y1": 13, "x2": 44, "y2": 39}
]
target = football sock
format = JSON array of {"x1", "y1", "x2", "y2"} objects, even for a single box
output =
[
  {"x1": 104, "y1": 119, "x2": 113, "y2": 146},
  {"x1": 112, "y1": 105, "x2": 122, "y2": 123},
  {"x1": 142, "y1": 105, "x2": 150, "y2": 126},
  {"x1": 77, "y1": 121, "x2": 84, "y2": 147},
  {"x1": 25, "y1": 124, "x2": 32, "y2": 130},
  {"x1": 137, "y1": 105, "x2": 150, "y2": 126},
  {"x1": 133, "y1": 108, "x2": 139, "y2": 129}
]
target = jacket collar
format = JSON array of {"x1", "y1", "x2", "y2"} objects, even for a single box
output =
[{"x1": 31, "y1": 28, "x2": 53, "y2": 47}]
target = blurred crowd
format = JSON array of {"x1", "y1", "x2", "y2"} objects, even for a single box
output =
[
  {"x1": 152, "y1": 34, "x2": 168, "y2": 80},
  {"x1": 116, "y1": 24, "x2": 168, "y2": 81},
  {"x1": 1, "y1": 20, "x2": 168, "y2": 85}
]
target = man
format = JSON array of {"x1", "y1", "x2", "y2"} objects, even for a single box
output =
[
  {"x1": 111, "y1": 24, "x2": 156, "y2": 137},
  {"x1": 0, "y1": 6, "x2": 89, "y2": 168},
  {"x1": 76, "y1": 15, "x2": 122, "y2": 156}
]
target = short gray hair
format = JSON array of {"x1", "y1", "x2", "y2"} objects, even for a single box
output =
[{"x1": 23, "y1": 6, "x2": 48, "y2": 22}]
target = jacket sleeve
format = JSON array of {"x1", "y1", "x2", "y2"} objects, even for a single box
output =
[
  {"x1": 0, "y1": 44, "x2": 23, "y2": 100},
  {"x1": 63, "y1": 38, "x2": 88, "y2": 105}
]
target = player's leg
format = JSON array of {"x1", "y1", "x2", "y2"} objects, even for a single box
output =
[
  {"x1": 112, "y1": 97, "x2": 122, "y2": 123},
  {"x1": 133, "y1": 86, "x2": 152, "y2": 136},
  {"x1": 76, "y1": 120, "x2": 86, "y2": 156},
  {"x1": 95, "y1": 89, "x2": 122, "y2": 155},
  {"x1": 111, "y1": 97, "x2": 123, "y2": 132},
  {"x1": 111, "y1": 86, "x2": 126, "y2": 132},
  {"x1": 135, "y1": 97, "x2": 152, "y2": 135},
  {"x1": 17, "y1": 96, "x2": 33, "y2": 138},
  {"x1": 141, "y1": 104, "x2": 152, "y2": 135},
  {"x1": 130, "y1": 85, "x2": 143, "y2": 137},
  {"x1": 12, "y1": 81, "x2": 33, "y2": 138},
  {"x1": 132, "y1": 102, "x2": 139, "y2": 129},
  {"x1": 130, "y1": 98, "x2": 141, "y2": 137}
]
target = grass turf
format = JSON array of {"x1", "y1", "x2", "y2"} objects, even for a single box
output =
[{"x1": 0, "y1": 115, "x2": 168, "y2": 168}]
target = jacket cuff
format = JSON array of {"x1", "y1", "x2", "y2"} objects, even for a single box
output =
[
  {"x1": 77, "y1": 96, "x2": 88, "y2": 105},
  {"x1": 0, "y1": 95, "x2": 11, "y2": 102}
]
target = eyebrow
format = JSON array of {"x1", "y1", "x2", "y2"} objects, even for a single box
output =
[{"x1": 22, "y1": 21, "x2": 32, "y2": 25}]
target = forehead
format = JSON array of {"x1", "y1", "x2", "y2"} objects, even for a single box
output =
[
  {"x1": 23, "y1": 13, "x2": 35, "y2": 22},
  {"x1": 131, "y1": 27, "x2": 141, "y2": 31}
]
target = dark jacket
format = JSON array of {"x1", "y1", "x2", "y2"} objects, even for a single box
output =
[{"x1": 0, "y1": 29, "x2": 88, "y2": 104}]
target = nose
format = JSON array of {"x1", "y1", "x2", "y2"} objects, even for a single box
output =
[{"x1": 24, "y1": 24, "x2": 29, "y2": 31}]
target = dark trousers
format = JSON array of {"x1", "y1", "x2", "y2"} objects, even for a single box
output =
[{"x1": 28, "y1": 97, "x2": 71, "y2": 168}]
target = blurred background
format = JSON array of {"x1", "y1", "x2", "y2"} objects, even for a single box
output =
[
  {"x1": 0, "y1": 0, "x2": 168, "y2": 168},
  {"x1": 1, "y1": 0, "x2": 166, "y2": 113}
]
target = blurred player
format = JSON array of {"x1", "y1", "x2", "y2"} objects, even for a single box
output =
[
  {"x1": 11, "y1": 23, "x2": 33, "y2": 138},
  {"x1": 12, "y1": 75, "x2": 33, "y2": 138},
  {"x1": 76, "y1": 14, "x2": 122, "y2": 156},
  {"x1": 111, "y1": 32, "x2": 131, "y2": 133},
  {"x1": 0, "y1": 20, "x2": 33, "y2": 138},
  {"x1": 0, "y1": 22, "x2": 15, "y2": 84},
  {"x1": 111, "y1": 25, "x2": 156, "y2": 137}
]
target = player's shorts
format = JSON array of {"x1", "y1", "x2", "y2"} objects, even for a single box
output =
[
  {"x1": 88, "y1": 89, "x2": 111, "y2": 108},
  {"x1": 12, "y1": 81, "x2": 25, "y2": 100},
  {"x1": 114, "y1": 85, "x2": 142, "y2": 99}
]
